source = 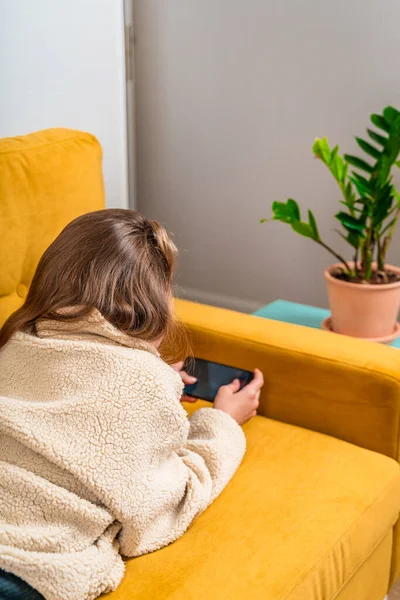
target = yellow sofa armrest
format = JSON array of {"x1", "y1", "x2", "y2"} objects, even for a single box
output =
[{"x1": 175, "y1": 299, "x2": 400, "y2": 461}]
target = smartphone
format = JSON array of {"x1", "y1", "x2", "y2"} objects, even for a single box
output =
[{"x1": 183, "y1": 358, "x2": 254, "y2": 402}]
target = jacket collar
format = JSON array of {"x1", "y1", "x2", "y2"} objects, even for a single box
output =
[{"x1": 33, "y1": 308, "x2": 160, "y2": 356}]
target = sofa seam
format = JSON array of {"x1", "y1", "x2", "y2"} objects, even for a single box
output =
[
  {"x1": 0, "y1": 133, "x2": 100, "y2": 157},
  {"x1": 279, "y1": 470, "x2": 400, "y2": 599},
  {"x1": 330, "y1": 531, "x2": 391, "y2": 600}
]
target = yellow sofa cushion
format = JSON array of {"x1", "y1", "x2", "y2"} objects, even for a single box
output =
[
  {"x1": 105, "y1": 408, "x2": 400, "y2": 600},
  {"x1": 0, "y1": 128, "x2": 105, "y2": 326}
]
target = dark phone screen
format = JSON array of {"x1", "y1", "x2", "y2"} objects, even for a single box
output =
[{"x1": 183, "y1": 358, "x2": 254, "y2": 402}]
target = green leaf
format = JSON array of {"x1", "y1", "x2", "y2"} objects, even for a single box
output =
[
  {"x1": 380, "y1": 216, "x2": 398, "y2": 236},
  {"x1": 336, "y1": 230, "x2": 360, "y2": 249},
  {"x1": 383, "y1": 133, "x2": 400, "y2": 160},
  {"x1": 330, "y1": 144, "x2": 339, "y2": 160},
  {"x1": 367, "y1": 129, "x2": 387, "y2": 146},
  {"x1": 395, "y1": 161, "x2": 400, "y2": 169},
  {"x1": 344, "y1": 181, "x2": 355, "y2": 203},
  {"x1": 340, "y1": 200, "x2": 362, "y2": 212},
  {"x1": 349, "y1": 176, "x2": 371, "y2": 199},
  {"x1": 393, "y1": 188, "x2": 400, "y2": 209},
  {"x1": 288, "y1": 199, "x2": 301, "y2": 221},
  {"x1": 312, "y1": 137, "x2": 331, "y2": 163},
  {"x1": 259, "y1": 218, "x2": 268, "y2": 223},
  {"x1": 373, "y1": 190, "x2": 394, "y2": 227},
  {"x1": 355, "y1": 137, "x2": 381, "y2": 160},
  {"x1": 335, "y1": 211, "x2": 366, "y2": 234},
  {"x1": 332, "y1": 154, "x2": 345, "y2": 181},
  {"x1": 307, "y1": 210, "x2": 320, "y2": 241},
  {"x1": 291, "y1": 222, "x2": 314, "y2": 239},
  {"x1": 378, "y1": 128, "x2": 400, "y2": 185},
  {"x1": 346, "y1": 231, "x2": 360, "y2": 249},
  {"x1": 379, "y1": 154, "x2": 398, "y2": 184},
  {"x1": 271, "y1": 199, "x2": 300, "y2": 223},
  {"x1": 351, "y1": 172, "x2": 372, "y2": 189},
  {"x1": 313, "y1": 138, "x2": 350, "y2": 187},
  {"x1": 329, "y1": 145, "x2": 342, "y2": 180},
  {"x1": 271, "y1": 199, "x2": 321, "y2": 242},
  {"x1": 383, "y1": 106, "x2": 400, "y2": 124},
  {"x1": 312, "y1": 138, "x2": 321, "y2": 157},
  {"x1": 344, "y1": 154, "x2": 374, "y2": 173},
  {"x1": 370, "y1": 113, "x2": 391, "y2": 133}
]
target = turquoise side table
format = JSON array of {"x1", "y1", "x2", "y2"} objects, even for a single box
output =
[{"x1": 254, "y1": 300, "x2": 400, "y2": 349}]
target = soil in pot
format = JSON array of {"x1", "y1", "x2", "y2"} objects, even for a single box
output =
[{"x1": 332, "y1": 267, "x2": 400, "y2": 285}]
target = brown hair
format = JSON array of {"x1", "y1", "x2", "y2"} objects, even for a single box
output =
[{"x1": 0, "y1": 209, "x2": 187, "y2": 361}]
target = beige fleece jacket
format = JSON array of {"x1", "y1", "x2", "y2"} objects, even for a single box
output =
[{"x1": 0, "y1": 311, "x2": 246, "y2": 600}]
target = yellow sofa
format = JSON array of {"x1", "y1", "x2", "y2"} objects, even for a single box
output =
[{"x1": 1, "y1": 128, "x2": 400, "y2": 600}]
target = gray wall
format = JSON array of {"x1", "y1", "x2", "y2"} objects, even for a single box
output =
[{"x1": 134, "y1": 0, "x2": 400, "y2": 311}]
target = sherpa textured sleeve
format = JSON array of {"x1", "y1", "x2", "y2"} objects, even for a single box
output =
[{"x1": 116, "y1": 368, "x2": 247, "y2": 557}]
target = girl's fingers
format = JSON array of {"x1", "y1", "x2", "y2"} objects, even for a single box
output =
[
  {"x1": 246, "y1": 369, "x2": 264, "y2": 393},
  {"x1": 251, "y1": 390, "x2": 260, "y2": 409},
  {"x1": 225, "y1": 378, "x2": 241, "y2": 393},
  {"x1": 171, "y1": 361, "x2": 184, "y2": 372},
  {"x1": 180, "y1": 370, "x2": 197, "y2": 385},
  {"x1": 181, "y1": 395, "x2": 197, "y2": 403}
]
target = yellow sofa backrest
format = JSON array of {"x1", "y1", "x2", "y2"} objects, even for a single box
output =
[{"x1": 0, "y1": 128, "x2": 105, "y2": 326}]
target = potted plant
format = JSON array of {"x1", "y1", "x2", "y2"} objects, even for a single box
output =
[{"x1": 262, "y1": 106, "x2": 400, "y2": 342}]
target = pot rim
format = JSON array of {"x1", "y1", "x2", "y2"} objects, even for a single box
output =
[{"x1": 325, "y1": 263, "x2": 400, "y2": 291}]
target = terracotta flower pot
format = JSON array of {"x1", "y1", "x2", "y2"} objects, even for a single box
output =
[{"x1": 324, "y1": 263, "x2": 400, "y2": 340}]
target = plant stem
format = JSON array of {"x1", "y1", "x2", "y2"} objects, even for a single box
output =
[
  {"x1": 353, "y1": 246, "x2": 359, "y2": 276},
  {"x1": 316, "y1": 240, "x2": 351, "y2": 272},
  {"x1": 377, "y1": 233, "x2": 384, "y2": 271},
  {"x1": 363, "y1": 213, "x2": 374, "y2": 280}
]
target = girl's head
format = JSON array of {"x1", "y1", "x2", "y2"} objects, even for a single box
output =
[{"x1": 0, "y1": 209, "x2": 184, "y2": 359}]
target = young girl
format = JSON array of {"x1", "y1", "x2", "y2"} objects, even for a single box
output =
[{"x1": 0, "y1": 209, "x2": 263, "y2": 600}]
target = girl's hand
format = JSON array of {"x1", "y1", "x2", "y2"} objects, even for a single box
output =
[
  {"x1": 214, "y1": 369, "x2": 264, "y2": 425},
  {"x1": 171, "y1": 361, "x2": 198, "y2": 403}
]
